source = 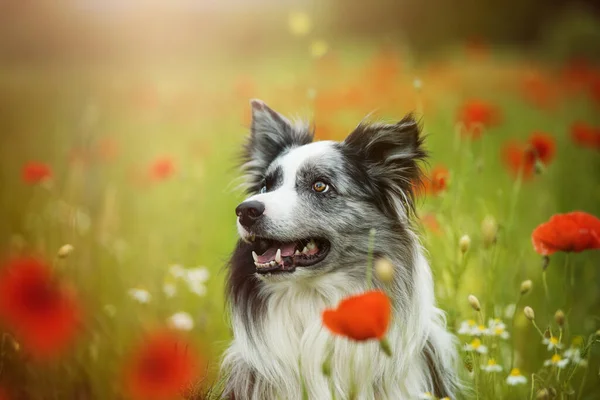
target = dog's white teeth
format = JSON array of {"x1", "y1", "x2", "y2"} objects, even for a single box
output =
[
  {"x1": 252, "y1": 251, "x2": 258, "y2": 262},
  {"x1": 294, "y1": 250, "x2": 301, "y2": 256},
  {"x1": 270, "y1": 261, "x2": 276, "y2": 266},
  {"x1": 307, "y1": 241, "x2": 316, "y2": 251},
  {"x1": 302, "y1": 246, "x2": 309, "y2": 254},
  {"x1": 275, "y1": 249, "x2": 282, "y2": 263}
]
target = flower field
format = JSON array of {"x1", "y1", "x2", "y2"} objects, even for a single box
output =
[{"x1": 0, "y1": 19, "x2": 600, "y2": 400}]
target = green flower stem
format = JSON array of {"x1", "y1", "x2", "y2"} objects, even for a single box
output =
[{"x1": 510, "y1": 294, "x2": 522, "y2": 371}]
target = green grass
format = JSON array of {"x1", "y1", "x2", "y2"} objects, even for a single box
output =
[{"x1": 0, "y1": 44, "x2": 599, "y2": 399}]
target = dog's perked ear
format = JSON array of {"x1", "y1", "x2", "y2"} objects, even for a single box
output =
[
  {"x1": 343, "y1": 114, "x2": 427, "y2": 218},
  {"x1": 241, "y1": 99, "x2": 313, "y2": 193}
]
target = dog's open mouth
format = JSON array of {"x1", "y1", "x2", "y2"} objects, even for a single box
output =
[{"x1": 251, "y1": 238, "x2": 330, "y2": 273}]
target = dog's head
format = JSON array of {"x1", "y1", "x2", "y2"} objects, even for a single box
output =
[{"x1": 234, "y1": 99, "x2": 426, "y2": 280}]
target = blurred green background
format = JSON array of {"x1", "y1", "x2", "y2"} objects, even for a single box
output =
[{"x1": 0, "y1": 1, "x2": 599, "y2": 399}]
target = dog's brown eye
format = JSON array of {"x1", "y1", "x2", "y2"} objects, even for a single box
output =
[{"x1": 312, "y1": 181, "x2": 329, "y2": 193}]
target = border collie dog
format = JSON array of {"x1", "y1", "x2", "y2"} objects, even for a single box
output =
[{"x1": 221, "y1": 100, "x2": 458, "y2": 399}]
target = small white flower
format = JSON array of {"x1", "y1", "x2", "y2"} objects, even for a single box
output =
[
  {"x1": 458, "y1": 319, "x2": 477, "y2": 335},
  {"x1": 128, "y1": 288, "x2": 151, "y2": 304},
  {"x1": 486, "y1": 319, "x2": 510, "y2": 339},
  {"x1": 543, "y1": 336, "x2": 563, "y2": 351},
  {"x1": 482, "y1": 359, "x2": 503, "y2": 373},
  {"x1": 163, "y1": 282, "x2": 177, "y2": 298},
  {"x1": 544, "y1": 354, "x2": 569, "y2": 369},
  {"x1": 185, "y1": 267, "x2": 210, "y2": 297},
  {"x1": 506, "y1": 368, "x2": 527, "y2": 386},
  {"x1": 564, "y1": 348, "x2": 587, "y2": 367},
  {"x1": 169, "y1": 264, "x2": 186, "y2": 279},
  {"x1": 504, "y1": 303, "x2": 516, "y2": 319},
  {"x1": 464, "y1": 338, "x2": 488, "y2": 354},
  {"x1": 472, "y1": 324, "x2": 487, "y2": 337},
  {"x1": 167, "y1": 312, "x2": 194, "y2": 331}
]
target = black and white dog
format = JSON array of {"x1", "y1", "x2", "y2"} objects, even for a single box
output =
[{"x1": 221, "y1": 100, "x2": 458, "y2": 399}]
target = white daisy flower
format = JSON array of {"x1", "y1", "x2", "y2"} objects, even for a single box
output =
[
  {"x1": 128, "y1": 288, "x2": 151, "y2": 304},
  {"x1": 458, "y1": 319, "x2": 477, "y2": 335},
  {"x1": 542, "y1": 336, "x2": 563, "y2": 351},
  {"x1": 472, "y1": 324, "x2": 488, "y2": 337},
  {"x1": 544, "y1": 354, "x2": 569, "y2": 369},
  {"x1": 482, "y1": 359, "x2": 503, "y2": 373},
  {"x1": 167, "y1": 312, "x2": 194, "y2": 331},
  {"x1": 464, "y1": 338, "x2": 488, "y2": 354},
  {"x1": 506, "y1": 368, "x2": 527, "y2": 385}
]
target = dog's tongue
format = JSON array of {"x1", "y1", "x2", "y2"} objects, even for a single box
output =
[{"x1": 257, "y1": 243, "x2": 297, "y2": 263}]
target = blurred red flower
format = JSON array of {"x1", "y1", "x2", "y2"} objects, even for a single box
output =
[
  {"x1": 150, "y1": 157, "x2": 175, "y2": 181},
  {"x1": 22, "y1": 162, "x2": 52, "y2": 184},
  {"x1": 421, "y1": 213, "x2": 443, "y2": 236},
  {"x1": 570, "y1": 122, "x2": 600, "y2": 150},
  {"x1": 519, "y1": 73, "x2": 558, "y2": 110},
  {"x1": 532, "y1": 211, "x2": 600, "y2": 256},
  {"x1": 124, "y1": 330, "x2": 201, "y2": 400},
  {"x1": 422, "y1": 165, "x2": 450, "y2": 196},
  {"x1": 0, "y1": 387, "x2": 8, "y2": 400},
  {"x1": 322, "y1": 290, "x2": 391, "y2": 341},
  {"x1": 0, "y1": 257, "x2": 81, "y2": 359},
  {"x1": 464, "y1": 37, "x2": 490, "y2": 61},
  {"x1": 96, "y1": 137, "x2": 119, "y2": 162},
  {"x1": 502, "y1": 132, "x2": 555, "y2": 178},
  {"x1": 456, "y1": 99, "x2": 501, "y2": 138}
]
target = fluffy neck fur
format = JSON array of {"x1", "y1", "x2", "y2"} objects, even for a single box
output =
[{"x1": 221, "y1": 239, "x2": 458, "y2": 400}]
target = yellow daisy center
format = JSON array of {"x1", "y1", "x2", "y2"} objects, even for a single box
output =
[
  {"x1": 478, "y1": 324, "x2": 486, "y2": 331},
  {"x1": 510, "y1": 368, "x2": 521, "y2": 376},
  {"x1": 551, "y1": 354, "x2": 561, "y2": 363},
  {"x1": 487, "y1": 359, "x2": 497, "y2": 366},
  {"x1": 550, "y1": 337, "x2": 559, "y2": 345},
  {"x1": 471, "y1": 338, "x2": 482, "y2": 348},
  {"x1": 467, "y1": 319, "x2": 476, "y2": 326},
  {"x1": 494, "y1": 327, "x2": 504, "y2": 335}
]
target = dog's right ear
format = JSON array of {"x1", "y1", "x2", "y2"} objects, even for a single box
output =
[{"x1": 241, "y1": 99, "x2": 313, "y2": 193}]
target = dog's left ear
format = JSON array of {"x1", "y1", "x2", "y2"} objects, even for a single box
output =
[
  {"x1": 241, "y1": 99, "x2": 313, "y2": 192},
  {"x1": 343, "y1": 114, "x2": 427, "y2": 217}
]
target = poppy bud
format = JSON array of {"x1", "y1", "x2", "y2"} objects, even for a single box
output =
[
  {"x1": 379, "y1": 337, "x2": 392, "y2": 357},
  {"x1": 536, "y1": 389, "x2": 550, "y2": 400},
  {"x1": 541, "y1": 256, "x2": 550, "y2": 271},
  {"x1": 520, "y1": 280, "x2": 532, "y2": 295},
  {"x1": 481, "y1": 215, "x2": 498, "y2": 247},
  {"x1": 459, "y1": 235, "x2": 471, "y2": 254},
  {"x1": 596, "y1": 330, "x2": 600, "y2": 337},
  {"x1": 374, "y1": 258, "x2": 394, "y2": 284},
  {"x1": 57, "y1": 244, "x2": 74, "y2": 259},
  {"x1": 524, "y1": 306, "x2": 535, "y2": 321},
  {"x1": 554, "y1": 310, "x2": 565, "y2": 327},
  {"x1": 468, "y1": 294, "x2": 481, "y2": 312},
  {"x1": 321, "y1": 358, "x2": 331, "y2": 377}
]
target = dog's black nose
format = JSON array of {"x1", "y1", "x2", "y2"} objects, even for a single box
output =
[{"x1": 235, "y1": 200, "x2": 265, "y2": 228}]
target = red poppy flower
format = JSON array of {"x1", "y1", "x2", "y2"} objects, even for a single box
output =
[
  {"x1": 322, "y1": 290, "x2": 391, "y2": 341},
  {"x1": 0, "y1": 257, "x2": 81, "y2": 359},
  {"x1": 456, "y1": 99, "x2": 501, "y2": 138},
  {"x1": 0, "y1": 387, "x2": 8, "y2": 400},
  {"x1": 149, "y1": 157, "x2": 175, "y2": 182},
  {"x1": 21, "y1": 162, "x2": 52, "y2": 184},
  {"x1": 422, "y1": 166, "x2": 449, "y2": 196},
  {"x1": 570, "y1": 122, "x2": 600, "y2": 150},
  {"x1": 124, "y1": 330, "x2": 201, "y2": 400},
  {"x1": 532, "y1": 211, "x2": 600, "y2": 256},
  {"x1": 502, "y1": 132, "x2": 556, "y2": 178}
]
